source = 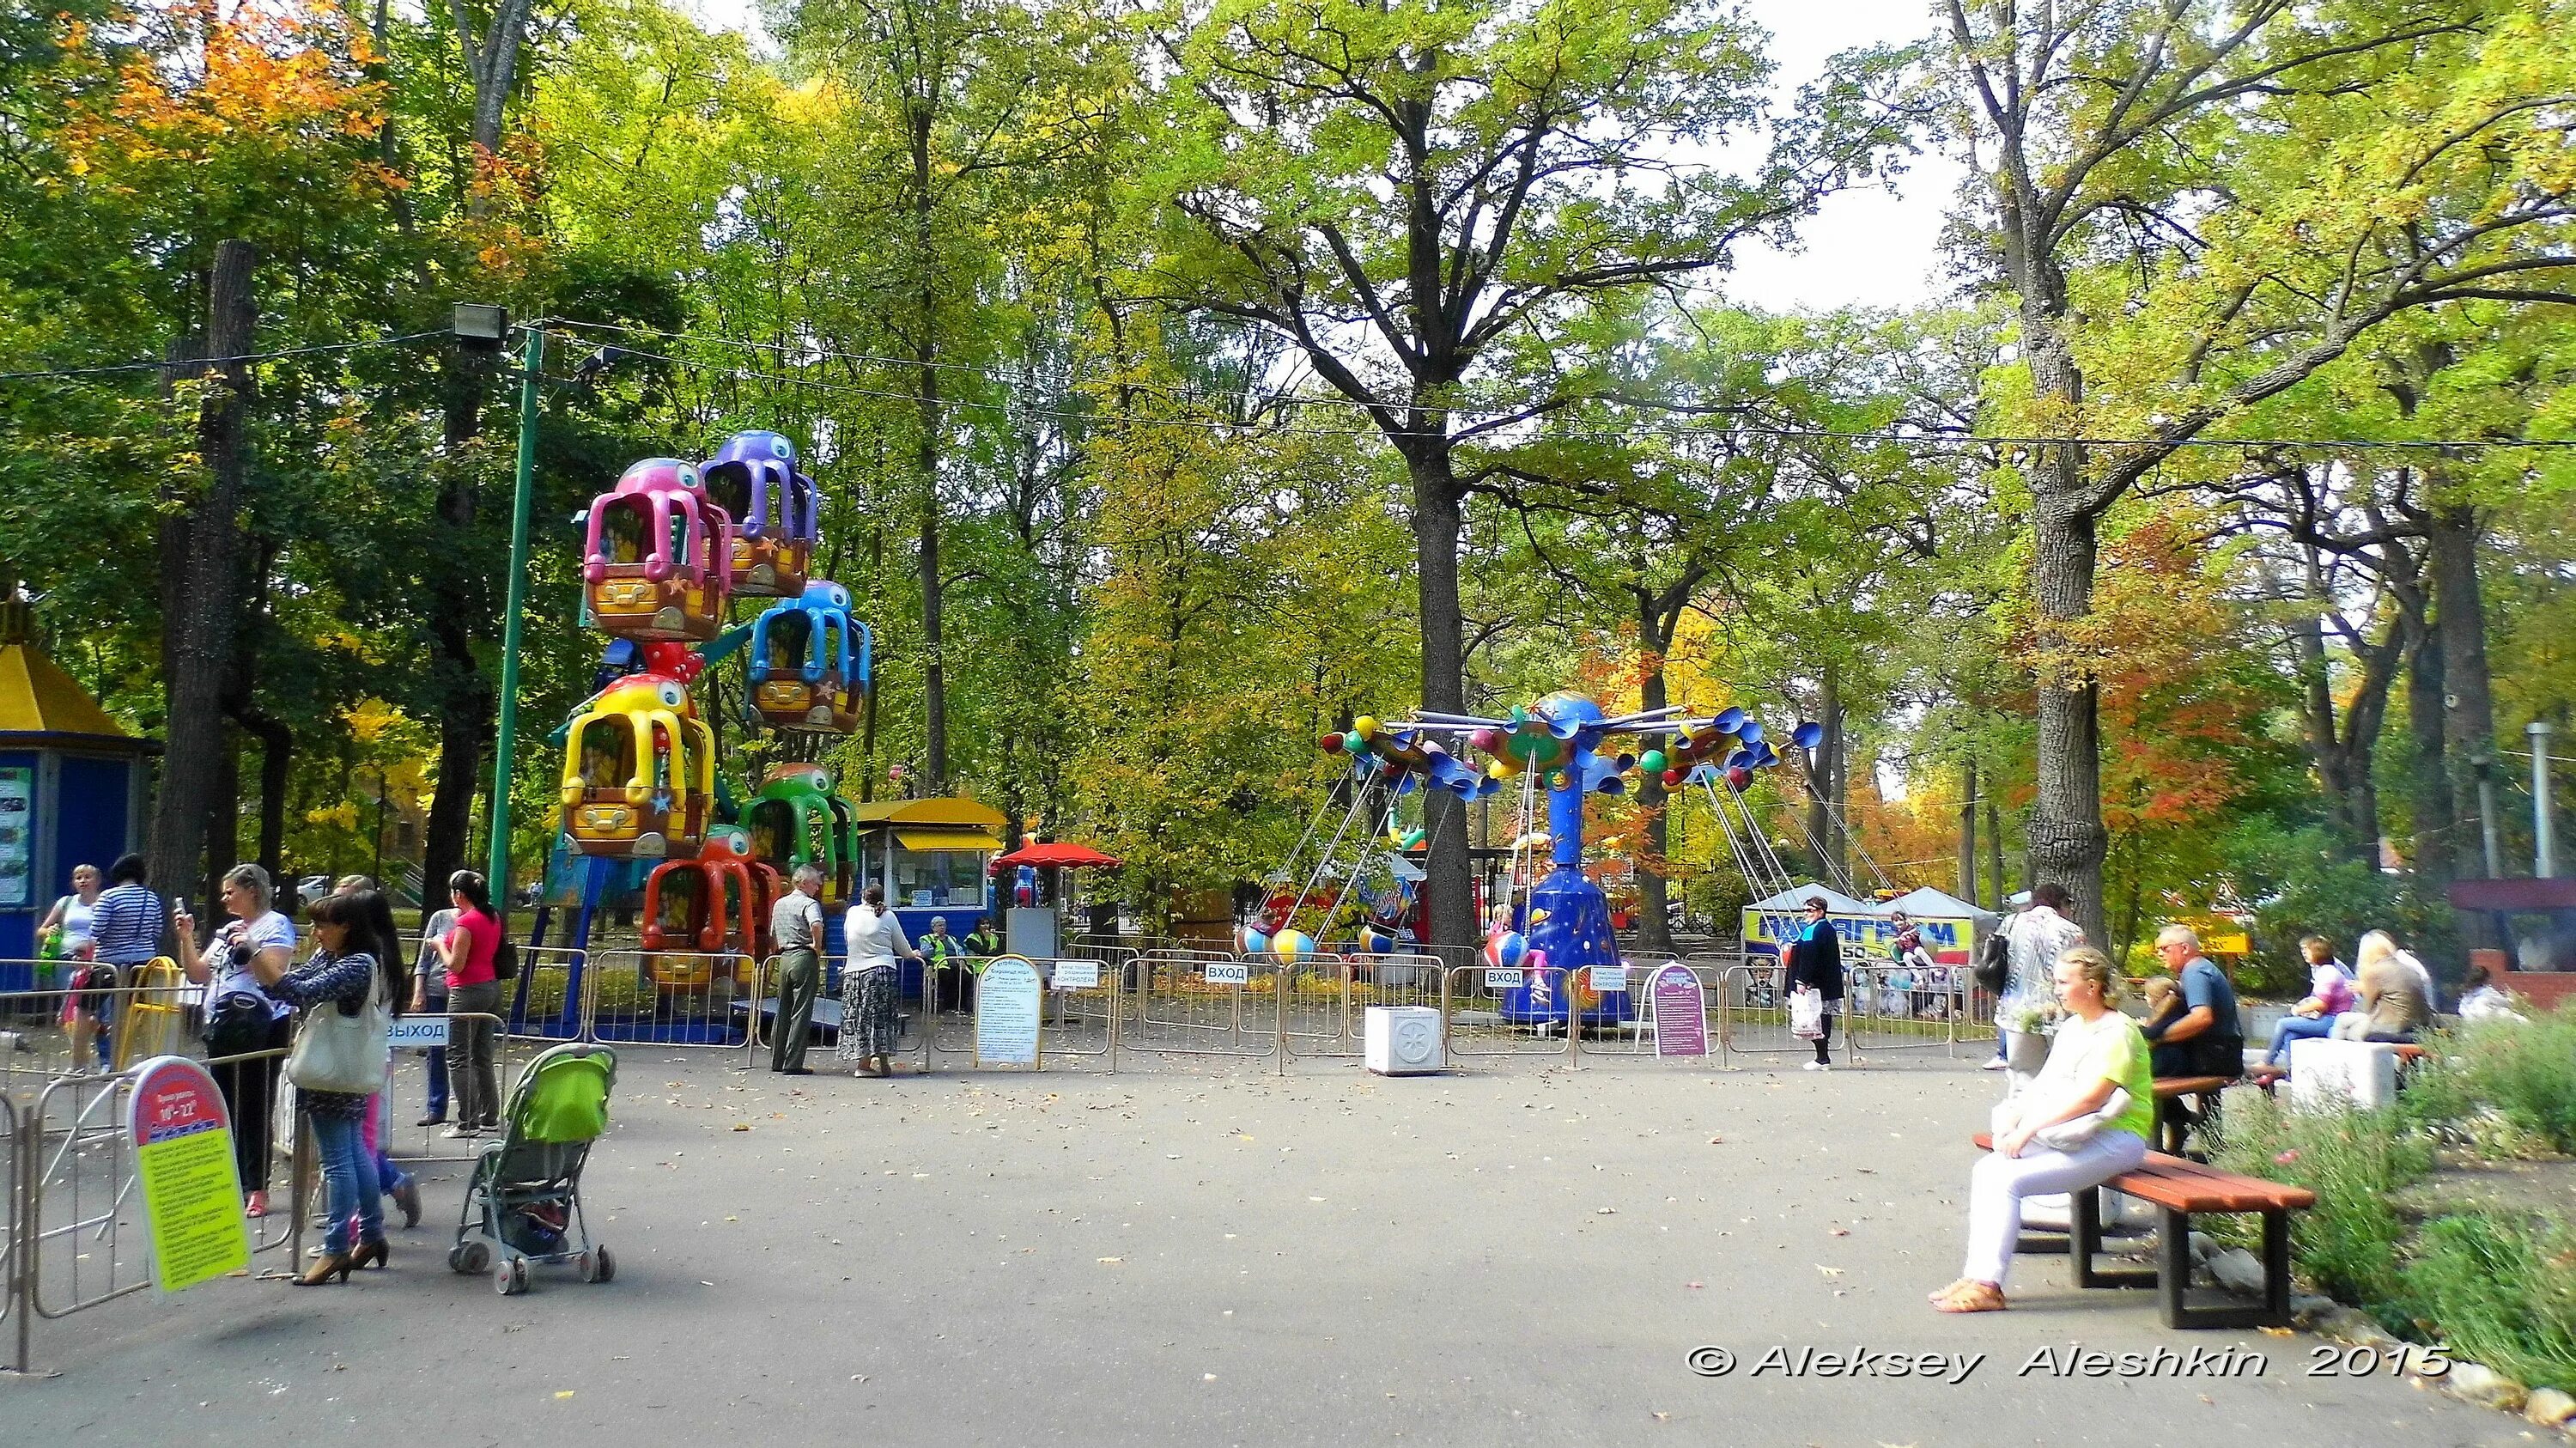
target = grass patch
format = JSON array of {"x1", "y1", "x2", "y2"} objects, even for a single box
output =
[
  {"x1": 2208, "y1": 1092, "x2": 2431, "y2": 1316},
  {"x1": 2398, "y1": 1212, "x2": 2576, "y2": 1393},
  {"x1": 2408, "y1": 1012, "x2": 2576, "y2": 1154}
]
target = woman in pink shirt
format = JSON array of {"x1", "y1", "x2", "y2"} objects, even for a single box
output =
[
  {"x1": 422, "y1": 871, "x2": 503, "y2": 1134},
  {"x1": 2263, "y1": 934, "x2": 2355, "y2": 1065}
]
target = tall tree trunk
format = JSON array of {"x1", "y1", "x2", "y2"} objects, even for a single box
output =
[
  {"x1": 243, "y1": 711, "x2": 290, "y2": 884},
  {"x1": 1984, "y1": 788, "x2": 2005, "y2": 912},
  {"x1": 149, "y1": 240, "x2": 257, "y2": 911},
  {"x1": 2029, "y1": 494, "x2": 2108, "y2": 945},
  {"x1": 2427, "y1": 502, "x2": 2496, "y2": 879},
  {"x1": 909, "y1": 101, "x2": 950, "y2": 793},
  {"x1": 1957, "y1": 754, "x2": 1978, "y2": 904},
  {"x1": 1803, "y1": 666, "x2": 1846, "y2": 888},
  {"x1": 1408, "y1": 440, "x2": 1472, "y2": 956},
  {"x1": 1631, "y1": 587, "x2": 1674, "y2": 952},
  {"x1": 2407, "y1": 618, "x2": 2454, "y2": 887}
]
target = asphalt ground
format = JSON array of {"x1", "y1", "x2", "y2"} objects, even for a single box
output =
[{"x1": 0, "y1": 1049, "x2": 2530, "y2": 1448}]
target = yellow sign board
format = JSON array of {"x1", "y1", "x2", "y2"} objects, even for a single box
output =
[{"x1": 126, "y1": 1056, "x2": 251, "y2": 1292}]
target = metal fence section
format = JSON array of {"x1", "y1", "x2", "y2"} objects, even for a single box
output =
[
  {"x1": 380, "y1": 1013, "x2": 523, "y2": 1163},
  {"x1": 583, "y1": 948, "x2": 753, "y2": 1049},
  {"x1": 1280, "y1": 953, "x2": 1445, "y2": 1058},
  {"x1": 1121, "y1": 952, "x2": 1281, "y2": 1061},
  {"x1": 1838, "y1": 964, "x2": 1959, "y2": 1056},
  {"x1": 1440, "y1": 965, "x2": 1576, "y2": 1058},
  {"x1": 923, "y1": 957, "x2": 1119, "y2": 1069},
  {"x1": 2, "y1": 975, "x2": 207, "y2": 1101},
  {"x1": 2, "y1": 1092, "x2": 20, "y2": 1372},
  {"x1": 507, "y1": 946, "x2": 588, "y2": 1040},
  {"x1": 1712, "y1": 961, "x2": 1807, "y2": 1062}
]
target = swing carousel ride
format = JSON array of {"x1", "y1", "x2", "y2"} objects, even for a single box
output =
[{"x1": 1249, "y1": 691, "x2": 1836, "y2": 1028}]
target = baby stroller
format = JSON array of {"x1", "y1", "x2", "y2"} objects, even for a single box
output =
[{"x1": 448, "y1": 1041, "x2": 618, "y2": 1295}]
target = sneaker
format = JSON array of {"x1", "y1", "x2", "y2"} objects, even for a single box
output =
[
  {"x1": 415, "y1": 1114, "x2": 447, "y2": 1128},
  {"x1": 1803, "y1": 1060, "x2": 1824, "y2": 1072},
  {"x1": 1980, "y1": 1057, "x2": 2009, "y2": 1071},
  {"x1": 441, "y1": 1123, "x2": 481, "y2": 1140}
]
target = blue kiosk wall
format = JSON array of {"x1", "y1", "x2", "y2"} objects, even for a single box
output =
[{"x1": 0, "y1": 604, "x2": 154, "y2": 989}]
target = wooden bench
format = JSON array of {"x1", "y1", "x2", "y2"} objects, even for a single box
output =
[
  {"x1": 1974, "y1": 1133, "x2": 2315, "y2": 1329},
  {"x1": 2151, "y1": 1074, "x2": 2237, "y2": 1155}
]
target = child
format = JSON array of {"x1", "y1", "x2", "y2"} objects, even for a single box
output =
[{"x1": 2139, "y1": 974, "x2": 2183, "y2": 1035}]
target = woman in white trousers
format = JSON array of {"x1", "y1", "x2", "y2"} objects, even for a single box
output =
[{"x1": 1934, "y1": 946, "x2": 2155, "y2": 1313}]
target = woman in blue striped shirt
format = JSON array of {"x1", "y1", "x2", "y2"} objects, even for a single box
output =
[{"x1": 74, "y1": 854, "x2": 165, "y2": 1069}]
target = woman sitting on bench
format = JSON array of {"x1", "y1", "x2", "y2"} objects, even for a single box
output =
[
  {"x1": 1933, "y1": 946, "x2": 2154, "y2": 1315},
  {"x1": 2330, "y1": 930, "x2": 2433, "y2": 1045}
]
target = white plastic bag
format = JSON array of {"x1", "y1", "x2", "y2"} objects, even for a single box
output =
[{"x1": 1789, "y1": 987, "x2": 1826, "y2": 1040}]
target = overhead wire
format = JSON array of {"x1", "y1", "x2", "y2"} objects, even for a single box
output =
[
  {"x1": 0, "y1": 330, "x2": 451, "y2": 383},
  {"x1": 543, "y1": 319, "x2": 2576, "y2": 455}
]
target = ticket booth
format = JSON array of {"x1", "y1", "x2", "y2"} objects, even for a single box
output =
[
  {"x1": 0, "y1": 603, "x2": 151, "y2": 988},
  {"x1": 847, "y1": 797, "x2": 1005, "y2": 997}
]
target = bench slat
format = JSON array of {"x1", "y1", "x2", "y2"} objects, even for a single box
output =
[{"x1": 1967, "y1": 1134, "x2": 2315, "y2": 1212}]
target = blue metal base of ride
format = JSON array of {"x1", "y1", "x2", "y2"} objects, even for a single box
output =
[{"x1": 1498, "y1": 864, "x2": 1637, "y2": 1026}]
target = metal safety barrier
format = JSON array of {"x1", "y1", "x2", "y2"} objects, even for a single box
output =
[
  {"x1": 25, "y1": 1052, "x2": 309, "y2": 1324},
  {"x1": 1122, "y1": 952, "x2": 1281, "y2": 1061},
  {"x1": 1440, "y1": 965, "x2": 1577, "y2": 1059},
  {"x1": 1, "y1": 968, "x2": 203, "y2": 1100},
  {"x1": 1281, "y1": 953, "x2": 1445, "y2": 1058},
  {"x1": 583, "y1": 948, "x2": 753, "y2": 1049},
  {"x1": 1841, "y1": 963, "x2": 1968, "y2": 1055},
  {"x1": 507, "y1": 946, "x2": 588, "y2": 1040},
  {"x1": 380, "y1": 1013, "x2": 521, "y2": 1162},
  {"x1": 922, "y1": 956, "x2": 1120, "y2": 1069}
]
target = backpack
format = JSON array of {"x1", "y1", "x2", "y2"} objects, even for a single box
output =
[{"x1": 1973, "y1": 922, "x2": 2011, "y2": 995}]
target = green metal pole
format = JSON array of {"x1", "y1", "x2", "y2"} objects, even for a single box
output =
[{"x1": 485, "y1": 325, "x2": 544, "y2": 907}]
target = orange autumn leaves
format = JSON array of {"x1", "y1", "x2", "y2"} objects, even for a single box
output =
[
  {"x1": 2087, "y1": 518, "x2": 2269, "y2": 833},
  {"x1": 57, "y1": 0, "x2": 397, "y2": 205}
]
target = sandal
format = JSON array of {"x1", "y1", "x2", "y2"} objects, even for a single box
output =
[
  {"x1": 1932, "y1": 1280, "x2": 2007, "y2": 1314},
  {"x1": 1925, "y1": 1276, "x2": 1978, "y2": 1305}
]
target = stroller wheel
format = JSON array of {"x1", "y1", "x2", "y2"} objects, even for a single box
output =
[
  {"x1": 594, "y1": 1244, "x2": 616, "y2": 1282},
  {"x1": 495, "y1": 1258, "x2": 529, "y2": 1296},
  {"x1": 457, "y1": 1240, "x2": 491, "y2": 1276},
  {"x1": 578, "y1": 1250, "x2": 598, "y2": 1282}
]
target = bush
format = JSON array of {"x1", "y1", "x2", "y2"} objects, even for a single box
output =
[
  {"x1": 2209, "y1": 1092, "x2": 2431, "y2": 1315},
  {"x1": 2400, "y1": 1212, "x2": 2576, "y2": 1393},
  {"x1": 2401, "y1": 1010, "x2": 2576, "y2": 1144},
  {"x1": 2221, "y1": 820, "x2": 2453, "y2": 995}
]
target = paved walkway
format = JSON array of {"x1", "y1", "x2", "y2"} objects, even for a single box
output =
[{"x1": 3, "y1": 1051, "x2": 2525, "y2": 1446}]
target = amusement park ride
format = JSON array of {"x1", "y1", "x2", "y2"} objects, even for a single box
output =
[
  {"x1": 526, "y1": 435, "x2": 1003, "y2": 1039},
  {"x1": 1248, "y1": 691, "x2": 1836, "y2": 1027}
]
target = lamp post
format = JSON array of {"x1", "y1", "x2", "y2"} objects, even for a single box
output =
[
  {"x1": 2535, "y1": 721, "x2": 2558, "y2": 879},
  {"x1": 483, "y1": 319, "x2": 544, "y2": 911}
]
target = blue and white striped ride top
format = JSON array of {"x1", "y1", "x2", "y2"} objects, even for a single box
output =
[{"x1": 89, "y1": 883, "x2": 167, "y2": 964}]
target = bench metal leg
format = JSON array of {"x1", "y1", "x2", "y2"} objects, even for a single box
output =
[
  {"x1": 2158, "y1": 1206, "x2": 2296, "y2": 1329},
  {"x1": 2070, "y1": 1189, "x2": 2154, "y2": 1289}
]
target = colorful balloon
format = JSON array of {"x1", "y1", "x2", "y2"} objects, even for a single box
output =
[
  {"x1": 1638, "y1": 749, "x2": 1667, "y2": 775},
  {"x1": 1482, "y1": 929, "x2": 1528, "y2": 970},
  {"x1": 1272, "y1": 929, "x2": 1317, "y2": 961}
]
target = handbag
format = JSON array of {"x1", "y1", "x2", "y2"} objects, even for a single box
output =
[
  {"x1": 203, "y1": 991, "x2": 274, "y2": 1056},
  {"x1": 1789, "y1": 987, "x2": 1826, "y2": 1040},
  {"x1": 1974, "y1": 925, "x2": 2011, "y2": 995},
  {"x1": 492, "y1": 936, "x2": 519, "y2": 982},
  {"x1": 1990, "y1": 1087, "x2": 2133, "y2": 1153},
  {"x1": 285, "y1": 958, "x2": 390, "y2": 1094}
]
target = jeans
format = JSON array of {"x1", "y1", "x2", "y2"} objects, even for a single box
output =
[
  {"x1": 447, "y1": 981, "x2": 501, "y2": 1127},
  {"x1": 422, "y1": 989, "x2": 449, "y2": 1118},
  {"x1": 1961, "y1": 1129, "x2": 2149, "y2": 1288},
  {"x1": 2265, "y1": 1013, "x2": 2336, "y2": 1064},
  {"x1": 309, "y1": 1111, "x2": 383, "y2": 1256}
]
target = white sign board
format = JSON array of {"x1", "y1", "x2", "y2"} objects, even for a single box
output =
[
  {"x1": 975, "y1": 956, "x2": 1042, "y2": 1067},
  {"x1": 1483, "y1": 968, "x2": 1524, "y2": 990},
  {"x1": 386, "y1": 1017, "x2": 450, "y2": 1049},
  {"x1": 1204, "y1": 961, "x2": 1251, "y2": 986},
  {"x1": 1050, "y1": 958, "x2": 1100, "y2": 991},
  {"x1": 1589, "y1": 965, "x2": 1629, "y2": 995}
]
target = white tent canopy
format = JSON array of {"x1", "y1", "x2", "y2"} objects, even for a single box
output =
[
  {"x1": 1745, "y1": 882, "x2": 1873, "y2": 915},
  {"x1": 1880, "y1": 885, "x2": 2001, "y2": 927}
]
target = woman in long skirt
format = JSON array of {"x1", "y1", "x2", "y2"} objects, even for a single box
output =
[{"x1": 837, "y1": 885, "x2": 919, "y2": 1076}]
